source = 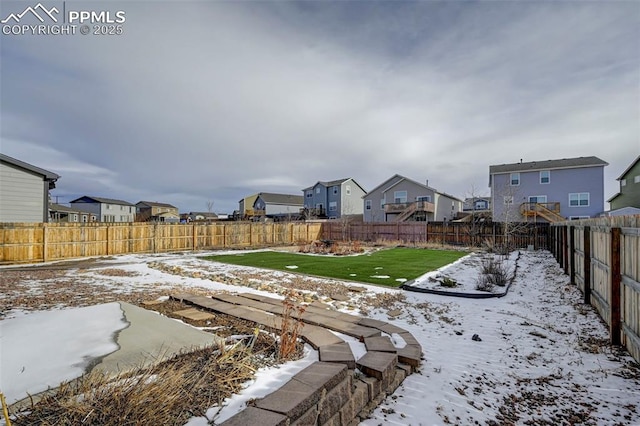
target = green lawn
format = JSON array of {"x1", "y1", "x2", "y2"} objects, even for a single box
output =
[{"x1": 203, "y1": 248, "x2": 467, "y2": 287}]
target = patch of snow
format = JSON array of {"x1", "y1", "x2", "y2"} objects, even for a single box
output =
[
  {"x1": 370, "y1": 275, "x2": 390, "y2": 279},
  {"x1": 285, "y1": 265, "x2": 298, "y2": 269}
]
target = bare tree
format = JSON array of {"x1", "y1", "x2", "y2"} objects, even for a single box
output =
[
  {"x1": 206, "y1": 200, "x2": 215, "y2": 213},
  {"x1": 493, "y1": 181, "x2": 529, "y2": 254}
]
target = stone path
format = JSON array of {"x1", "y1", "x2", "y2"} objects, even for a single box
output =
[{"x1": 170, "y1": 292, "x2": 422, "y2": 425}]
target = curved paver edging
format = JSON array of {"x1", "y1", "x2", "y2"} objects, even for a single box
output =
[
  {"x1": 401, "y1": 250, "x2": 522, "y2": 299},
  {"x1": 169, "y1": 292, "x2": 422, "y2": 426}
]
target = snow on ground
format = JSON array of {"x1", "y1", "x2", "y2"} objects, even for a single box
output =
[
  {"x1": 1, "y1": 303, "x2": 128, "y2": 405},
  {"x1": 1, "y1": 249, "x2": 639, "y2": 425}
]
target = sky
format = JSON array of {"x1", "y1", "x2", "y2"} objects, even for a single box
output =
[{"x1": 1, "y1": 1, "x2": 638, "y2": 214}]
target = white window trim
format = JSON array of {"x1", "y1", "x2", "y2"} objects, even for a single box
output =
[
  {"x1": 635, "y1": 175, "x2": 640, "y2": 183},
  {"x1": 365, "y1": 200, "x2": 372, "y2": 210},
  {"x1": 528, "y1": 195, "x2": 547, "y2": 203},
  {"x1": 394, "y1": 190, "x2": 408, "y2": 203},
  {"x1": 345, "y1": 185, "x2": 351, "y2": 195},
  {"x1": 569, "y1": 192, "x2": 590, "y2": 207},
  {"x1": 540, "y1": 170, "x2": 550, "y2": 184},
  {"x1": 621, "y1": 179, "x2": 627, "y2": 187},
  {"x1": 416, "y1": 195, "x2": 431, "y2": 202},
  {"x1": 510, "y1": 173, "x2": 520, "y2": 186}
]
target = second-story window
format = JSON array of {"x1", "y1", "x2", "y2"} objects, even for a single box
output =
[
  {"x1": 540, "y1": 170, "x2": 550, "y2": 184},
  {"x1": 346, "y1": 185, "x2": 351, "y2": 195},
  {"x1": 365, "y1": 200, "x2": 372, "y2": 210},
  {"x1": 333, "y1": 187, "x2": 338, "y2": 195},
  {"x1": 394, "y1": 191, "x2": 407, "y2": 203},
  {"x1": 621, "y1": 179, "x2": 627, "y2": 187},
  {"x1": 569, "y1": 192, "x2": 590, "y2": 207},
  {"x1": 316, "y1": 187, "x2": 321, "y2": 194},
  {"x1": 510, "y1": 173, "x2": 520, "y2": 186}
]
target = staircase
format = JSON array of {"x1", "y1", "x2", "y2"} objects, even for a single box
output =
[
  {"x1": 520, "y1": 202, "x2": 565, "y2": 223},
  {"x1": 395, "y1": 202, "x2": 418, "y2": 222}
]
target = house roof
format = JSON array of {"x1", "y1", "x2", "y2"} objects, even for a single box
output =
[
  {"x1": 136, "y1": 201, "x2": 178, "y2": 209},
  {"x1": 1, "y1": 153, "x2": 60, "y2": 188},
  {"x1": 257, "y1": 192, "x2": 304, "y2": 205},
  {"x1": 188, "y1": 211, "x2": 218, "y2": 217},
  {"x1": 303, "y1": 178, "x2": 349, "y2": 191},
  {"x1": 366, "y1": 174, "x2": 463, "y2": 202},
  {"x1": 489, "y1": 156, "x2": 608, "y2": 174},
  {"x1": 49, "y1": 203, "x2": 82, "y2": 214},
  {"x1": 70, "y1": 196, "x2": 135, "y2": 206},
  {"x1": 615, "y1": 155, "x2": 640, "y2": 181}
]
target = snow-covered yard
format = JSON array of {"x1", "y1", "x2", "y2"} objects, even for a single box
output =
[{"x1": 1, "y1": 249, "x2": 639, "y2": 425}]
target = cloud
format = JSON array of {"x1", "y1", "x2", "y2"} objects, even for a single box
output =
[{"x1": 1, "y1": 1, "x2": 638, "y2": 213}]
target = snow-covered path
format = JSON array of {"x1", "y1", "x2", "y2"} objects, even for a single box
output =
[{"x1": 362, "y1": 251, "x2": 640, "y2": 425}]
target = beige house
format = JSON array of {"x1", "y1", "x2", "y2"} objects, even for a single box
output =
[{"x1": 136, "y1": 201, "x2": 180, "y2": 223}]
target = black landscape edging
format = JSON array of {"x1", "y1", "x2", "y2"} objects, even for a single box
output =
[{"x1": 401, "y1": 251, "x2": 522, "y2": 299}]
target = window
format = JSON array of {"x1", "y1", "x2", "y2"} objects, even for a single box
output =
[
  {"x1": 475, "y1": 200, "x2": 487, "y2": 210},
  {"x1": 329, "y1": 201, "x2": 337, "y2": 211},
  {"x1": 82, "y1": 215, "x2": 88, "y2": 223},
  {"x1": 346, "y1": 185, "x2": 351, "y2": 195},
  {"x1": 510, "y1": 173, "x2": 520, "y2": 186},
  {"x1": 107, "y1": 204, "x2": 112, "y2": 210},
  {"x1": 621, "y1": 179, "x2": 627, "y2": 187},
  {"x1": 365, "y1": 200, "x2": 372, "y2": 210},
  {"x1": 381, "y1": 198, "x2": 385, "y2": 208},
  {"x1": 121, "y1": 205, "x2": 125, "y2": 211},
  {"x1": 503, "y1": 196, "x2": 514, "y2": 205},
  {"x1": 333, "y1": 186, "x2": 338, "y2": 195},
  {"x1": 528, "y1": 195, "x2": 547, "y2": 204},
  {"x1": 540, "y1": 170, "x2": 550, "y2": 184},
  {"x1": 569, "y1": 192, "x2": 589, "y2": 207},
  {"x1": 316, "y1": 187, "x2": 321, "y2": 194},
  {"x1": 72, "y1": 214, "x2": 78, "y2": 221},
  {"x1": 635, "y1": 175, "x2": 640, "y2": 183},
  {"x1": 394, "y1": 191, "x2": 407, "y2": 203},
  {"x1": 306, "y1": 191, "x2": 313, "y2": 198},
  {"x1": 416, "y1": 195, "x2": 431, "y2": 202},
  {"x1": 569, "y1": 216, "x2": 590, "y2": 220}
]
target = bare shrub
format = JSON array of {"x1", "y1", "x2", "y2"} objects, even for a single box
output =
[
  {"x1": 476, "y1": 257, "x2": 510, "y2": 291},
  {"x1": 279, "y1": 291, "x2": 306, "y2": 360},
  {"x1": 476, "y1": 274, "x2": 495, "y2": 292}
]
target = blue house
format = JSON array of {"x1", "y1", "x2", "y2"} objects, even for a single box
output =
[
  {"x1": 302, "y1": 178, "x2": 366, "y2": 219},
  {"x1": 489, "y1": 156, "x2": 608, "y2": 222}
]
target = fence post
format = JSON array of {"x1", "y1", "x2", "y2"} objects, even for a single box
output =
[
  {"x1": 569, "y1": 226, "x2": 576, "y2": 284},
  {"x1": 106, "y1": 225, "x2": 110, "y2": 256},
  {"x1": 193, "y1": 223, "x2": 197, "y2": 251},
  {"x1": 562, "y1": 226, "x2": 568, "y2": 273},
  {"x1": 42, "y1": 223, "x2": 48, "y2": 263},
  {"x1": 610, "y1": 227, "x2": 621, "y2": 346},
  {"x1": 583, "y1": 226, "x2": 591, "y2": 305}
]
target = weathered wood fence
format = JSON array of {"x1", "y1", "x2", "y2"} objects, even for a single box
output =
[
  {"x1": 551, "y1": 215, "x2": 640, "y2": 363},
  {"x1": 321, "y1": 221, "x2": 550, "y2": 249},
  {"x1": 0, "y1": 222, "x2": 322, "y2": 264}
]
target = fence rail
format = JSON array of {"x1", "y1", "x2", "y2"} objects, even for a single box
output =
[
  {"x1": 551, "y1": 215, "x2": 640, "y2": 363},
  {"x1": 321, "y1": 221, "x2": 550, "y2": 249},
  {"x1": 0, "y1": 222, "x2": 322, "y2": 264}
]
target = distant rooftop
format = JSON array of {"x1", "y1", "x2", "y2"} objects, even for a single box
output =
[{"x1": 489, "y1": 156, "x2": 608, "y2": 174}]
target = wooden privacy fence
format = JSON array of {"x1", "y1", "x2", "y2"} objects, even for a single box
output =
[
  {"x1": 321, "y1": 221, "x2": 550, "y2": 249},
  {"x1": 0, "y1": 222, "x2": 322, "y2": 264},
  {"x1": 551, "y1": 215, "x2": 640, "y2": 363}
]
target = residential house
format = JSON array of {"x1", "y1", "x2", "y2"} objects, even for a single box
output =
[
  {"x1": 252, "y1": 192, "x2": 304, "y2": 220},
  {"x1": 136, "y1": 201, "x2": 180, "y2": 223},
  {"x1": 181, "y1": 212, "x2": 218, "y2": 222},
  {"x1": 0, "y1": 153, "x2": 59, "y2": 222},
  {"x1": 237, "y1": 194, "x2": 260, "y2": 220},
  {"x1": 70, "y1": 196, "x2": 135, "y2": 222},
  {"x1": 49, "y1": 203, "x2": 96, "y2": 223},
  {"x1": 489, "y1": 156, "x2": 608, "y2": 223},
  {"x1": 363, "y1": 174, "x2": 462, "y2": 222},
  {"x1": 302, "y1": 178, "x2": 367, "y2": 219},
  {"x1": 607, "y1": 155, "x2": 640, "y2": 213},
  {"x1": 462, "y1": 197, "x2": 491, "y2": 212}
]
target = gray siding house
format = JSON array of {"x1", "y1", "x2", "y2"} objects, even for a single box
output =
[
  {"x1": 363, "y1": 174, "x2": 462, "y2": 222},
  {"x1": 608, "y1": 155, "x2": 640, "y2": 212},
  {"x1": 0, "y1": 153, "x2": 59, "y2": 222},
  {"x1": 70, "y1": 196, "x2": 135, "y2": 222},
  {"x1": 302, "y1": 178, "x2": 367, "y2": 219},
  {"x1": 253, "y1": 193, "x2": 304, "y2": 219},
  {"x1": 489, "y1": 156, "x2": 608, "y2": 223}
]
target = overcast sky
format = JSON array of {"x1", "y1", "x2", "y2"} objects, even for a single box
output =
[{"x1": 1, "y1": 1, "x2": 638, "y2": 214}]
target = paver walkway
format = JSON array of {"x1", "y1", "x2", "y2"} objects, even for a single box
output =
[{"x1": 170, "y1": 292, "x2": 423, "y2": 425}]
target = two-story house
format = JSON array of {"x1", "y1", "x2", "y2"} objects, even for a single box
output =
[
  {"x1": 607, "y1": 155, "x2": 640, "y2": 215},
  {"x1": 363, "y1": 174, "x2": 462, "y2": 222},
  {"x1": 136, "y1": 201, "x2": 180, "y2": 223},
  {"x1": 489, "y1": 156, "x2": 608, "y2": 223},
  {"x1": 302, "y1": 178, "x2": 367, "y2": 219},
  {"x1": 0, "y1": 153, "x2": 59, "y2": 223},
  {"x1": 70, "y1": 196, "x2": 135, "y2": 222}
]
